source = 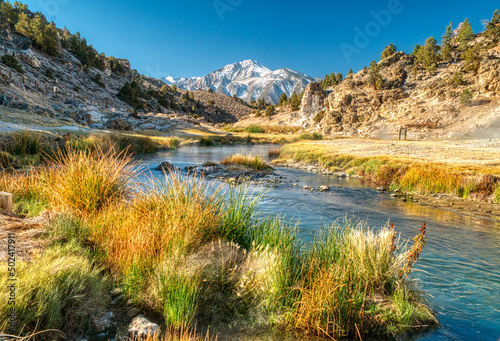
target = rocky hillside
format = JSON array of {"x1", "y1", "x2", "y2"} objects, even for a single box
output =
[
  {"x1": 0, "y1": 3, "x2": 252, "y2": 132},
  {"x1": 242, "y1": 28, "x2": 500, "y2": 140},
  {"x1": 164, "y1": 59, "x2": 318, "y2": 105}
]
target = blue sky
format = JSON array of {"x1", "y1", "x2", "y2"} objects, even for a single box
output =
[{"x1": 20, "y1": 0, "x2": 498, "y2": 79}]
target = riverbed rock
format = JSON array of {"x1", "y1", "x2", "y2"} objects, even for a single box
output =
[
  {"x1": 319, "y1": 186, "x2": 330, "y2": 192},
  {"x1": 128, "y1": 315, "x2": 160, "y2": 339},
  {"x1": 93, "y1": 311, "x2": 117, "y2": 334},
  {"x1": 155, "y1": 162, "x2": 176, "y2": 171},
  {"x1": 303, "y1": 185, "x2": 314, "y2": 191}
]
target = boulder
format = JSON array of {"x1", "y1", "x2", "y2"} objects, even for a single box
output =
[
  {"x1": 156, "y1": 162, "x2": 175, "y2": 171},
  {"x1": 300, "y1": 82, "x2": 326, "y2": 117},
  {"x1": 128, "y1": 315, "x2": 160, "y2": 339},
  {"x1": 319, "y1": 186, "x2": 330, "y2": 192},
  {"x1": 106, "y1": 118, "x2": 132, "y2": 131}
]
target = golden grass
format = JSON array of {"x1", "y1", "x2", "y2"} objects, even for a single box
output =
[
  {"x1": 89, "y1": 173, "x2": 224, "y2": 273},
  {"x1": 220, "y1": 153, "x2": 273, "y2": 171},
  {"x1": 279, "y1": 141, "x2": 500, "y2": 200},
  {"x1": 1, "y1": 149, "x2": 436, "y2": 339},
  {"x1": 43, "y1": 147, "x2": 140, "y2": 216}
]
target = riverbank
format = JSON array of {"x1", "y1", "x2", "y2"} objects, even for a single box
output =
[
  {"x1": 274, "y1": 138, "x2": 500, "y2": 216},
  {"x1": 0, "y1": 148, "x2": 436, "y2": 341}
]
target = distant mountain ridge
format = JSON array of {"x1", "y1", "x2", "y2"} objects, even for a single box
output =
[{"x1": 163, "y1": 60, "x2": 318, "y2": 104}]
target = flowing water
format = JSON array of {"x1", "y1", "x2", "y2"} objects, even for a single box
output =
[{"x1": 138, "y1": 145, "x2": 500, "y2": 341}]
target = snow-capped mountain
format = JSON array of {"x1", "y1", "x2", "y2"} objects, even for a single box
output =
[{"x1": 163, "y1": 60, "x2": 317, "y2": 104}]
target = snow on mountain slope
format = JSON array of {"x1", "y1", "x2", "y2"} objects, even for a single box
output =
[{"x1": 162, "y1": 60, "x2": 317, "y2": 104}]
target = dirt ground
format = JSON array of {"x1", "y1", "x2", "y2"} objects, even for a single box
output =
[{"x1": 0, "y1": 211, "x2": 48, "y2": 262}]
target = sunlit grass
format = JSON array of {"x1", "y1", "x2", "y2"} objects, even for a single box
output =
[
  {"x1": 1, "y1": 149, "x2": 436, "y2": 339},
  {"x1": 278, "y1": 142, "x2": 500, "y2": 199},
  {"x1": 220, "y1": 153, "x2": 273, "y2": 171}
]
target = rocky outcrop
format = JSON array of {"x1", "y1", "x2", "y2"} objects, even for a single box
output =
[
  {"x1": 300, "y1": 81, "x2": 326, "y2": 117},
  {"x1": 293, "y1": 44, "x2": 500, "y2": 139}
]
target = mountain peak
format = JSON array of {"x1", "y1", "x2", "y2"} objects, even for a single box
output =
[{"x1": 162, "y1": 60, "x2": 315, "y2": 104}]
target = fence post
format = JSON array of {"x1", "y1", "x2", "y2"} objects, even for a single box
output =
[{"x1": 0, "y1": 192, "x2": 13, "y2": 213}]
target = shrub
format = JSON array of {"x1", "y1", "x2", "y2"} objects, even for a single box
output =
[
  {"x1": 9, "y1": 130, "x2": 44, "y2": 155},
  {"x1": 265, "y1": 105, "x2": 275, "y2": 117},
  {"x1": 451, "y1": 72, "x2": 464, "y2": 86},
  {"x1": 300, "y1": 132, "x2": 324, "y2": 140},
  {"x1": 245, "y1": 124, "x2": 265, "y2": 134},
  {"x1": 92, "y1": 73, "x2": 105, "y2": 88},
  {"x1": 199, "y1": 137, "x2": 214, "y2": 147},
  {"x1": 1, "y1": 54, "x2": 24, "y2": 74},
  {"x1": 313, "y1": 110, "x2": 325, "y2": 124},
  {"x1": 45, "y1": 68, "x2": 54, "y2": 79},
  {"x1": 460, "y1": 88, "x2": 473, "y2": 106},
  {"x1": 117, "y1": 81, "x2": 145, "y2": 109}
]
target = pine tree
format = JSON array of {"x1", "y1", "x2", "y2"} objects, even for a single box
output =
[
  {"x1": 456, "y1": 19, "x2": 474, "y2": 51},
  {"x1": 484, "y1": 9, "x2": 500, "y2": 43},
  {"x1": 462, "y1": 45, "x2": 480, "y2": 73},
  {"x1": 290, "y1": 92, "x2": 300, "y2": 111},
  {"x1": 380, "y1": 43, "x2": 397, "y2": 60},
  {"x1": 411, "y1": 44, "x2": 422, "y2": 56},
  {"x1": 279, "y1": 93, "x2": 288, "y2": 106},
  {"x1": 442, "y1": 22, "x2": 454, "y2": 46},
  {"x1": 0, "y1": 1, "x2": 17, "y2": 26},
  {"x1": 416, "y1": 37, "x2": 440, "y2": 74},
  {"x1": 367, "y1": 61, "x2": 383, "y2": 90},
  {"x1": 347, "y1": 68, "x2": 353, "y2": 76},
  {"x1": 14, "y1": 11, "x2": 31, "y2": 36},
  {"x1": 336, "y1": 73, "x2": 343, "y2": 83}
]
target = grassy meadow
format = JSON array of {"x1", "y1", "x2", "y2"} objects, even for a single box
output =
[
  {"x1": 0, "y1": 136, "x2": 436, "y2": 340},
  {"x1": 277, "y1": 141, "x2": 500, "y2": 203}
]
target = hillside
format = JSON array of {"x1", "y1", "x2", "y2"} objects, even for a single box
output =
[
  {"x1": 237, "y1": 20, "x2": 500, "y2": 140},
  {"x1": 0, "y1": 2, "x2": 252, "y2": 132}
]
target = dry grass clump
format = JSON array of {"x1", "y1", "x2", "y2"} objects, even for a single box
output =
[
  {"x1": 220, "y1": 153, "x2": 272, "y2": 171},
  {"x1": 43, "y1": 148, "x2": 139, "y2": 216},
  {"x1": 292, "y1": 221, "x2": 434, "y2": 339}
]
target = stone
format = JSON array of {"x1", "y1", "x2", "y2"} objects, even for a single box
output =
[
  {"x1": 155, "y1": 162, "x2": 175, "y2": 171},
  {"x1": 0, "y1": 192, "x2": 13, "y2": 213},
  {"x1": 292, "y1": 183, "x2": 298, "y2": 186},
  {"x1": 128, "y1": 315, "x2": 160, "y2": 339},
  {"x1": 93, "y1": 311, "x2": 117, "y2": 334},
  {"x1": 376, "y1": 187, "x2": 386, "y2": 192},
  {"x1": 106, "y1": 118, "x2": 132, "y2": 131},
  {"x1": 303, "y1": 186, "x2": 314, "y2": 191},
  {"x1": 319, "y1": 186, "x2": 330, "y2": 192},
  {"x1": 127, "y1": 307, "x2": 140, "y2": 318},
  {"x1": 110, "y1": 288, "x2": 123, "y2": 297}
]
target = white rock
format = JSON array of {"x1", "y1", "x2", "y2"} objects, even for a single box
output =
[{"x1": 128, "y1": 315, "x2": 160, "y2": 339}]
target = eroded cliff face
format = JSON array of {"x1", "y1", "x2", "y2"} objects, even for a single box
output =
[{"x1": 296, "y1": 46, "x2": 500, "y2": 139}]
